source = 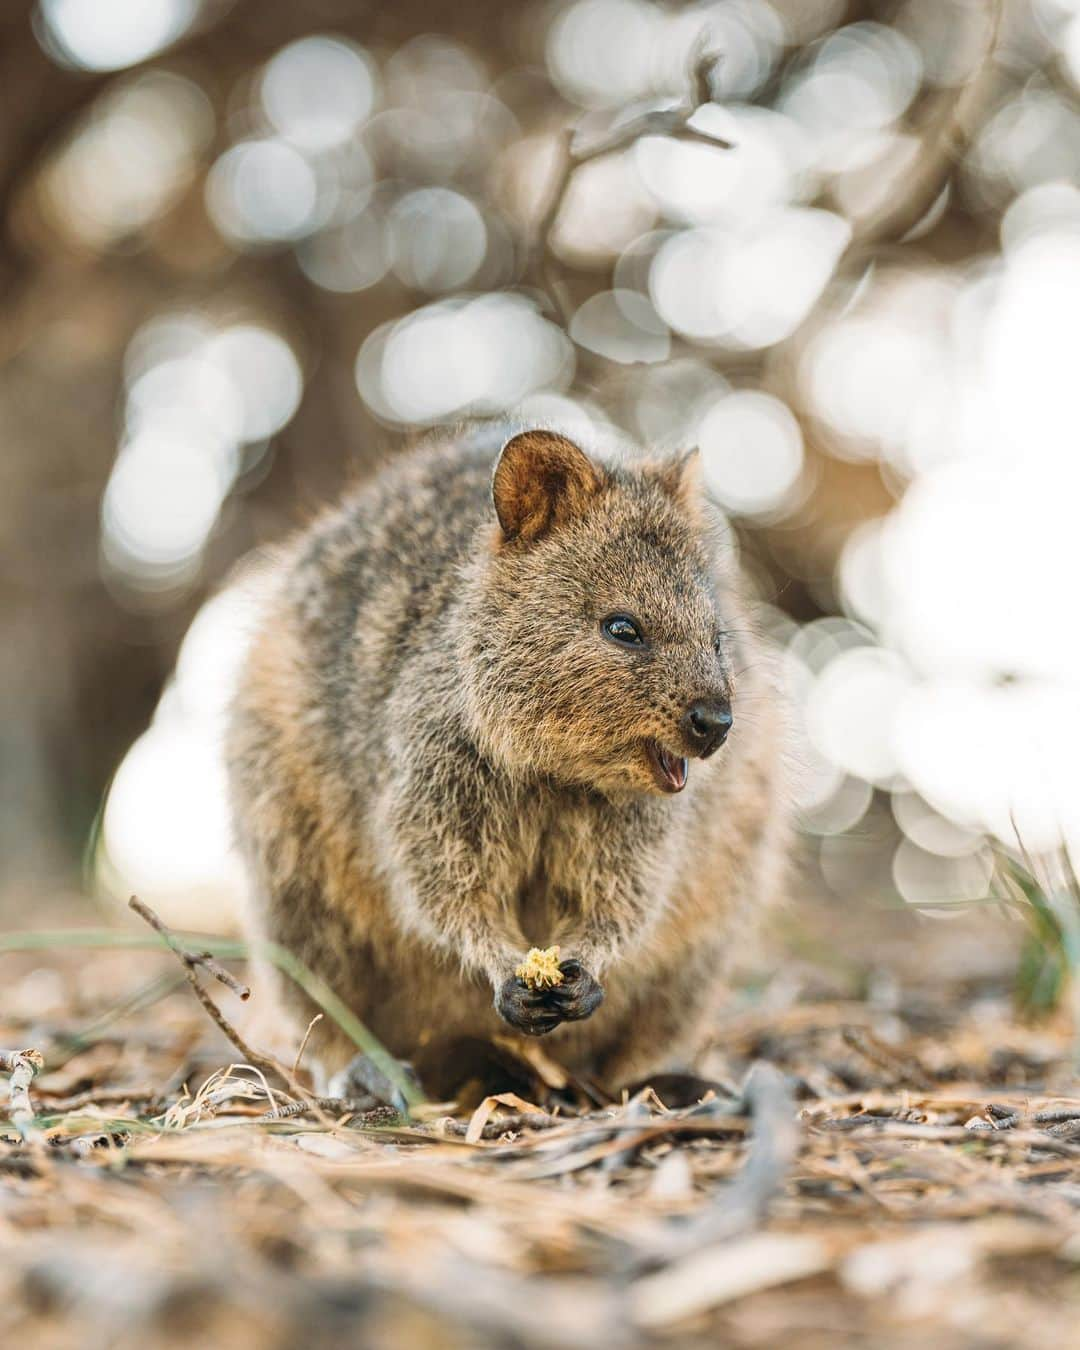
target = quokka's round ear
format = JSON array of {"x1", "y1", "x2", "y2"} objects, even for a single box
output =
[
  {"x1": 651, "y1": 447, "x2": 702, "y2": 507},
  {"x1": 492, "y1": 430, "x2": 604, "y2": 543},
  {"x1": 645, "y1": 447, "x2": 706, "y2": 524}
]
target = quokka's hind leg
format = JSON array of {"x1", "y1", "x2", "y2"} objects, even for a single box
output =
[{"x1": 327, "y1": 1052, "x2": 424, "y2": 1112}]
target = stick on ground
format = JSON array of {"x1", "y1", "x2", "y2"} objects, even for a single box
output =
[
  {"x1": 129, "y1": 896, "x2": 249, "y2": 999},
  {"x1": 128, "y1": 896, "x2": 292, "y2": 1101},
  {"x1": 1, "y1": 1048, "x2": 45, "y2": 1141}
]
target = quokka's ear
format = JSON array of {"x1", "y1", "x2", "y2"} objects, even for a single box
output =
[
  {"x1": 492, "y1": 430, "x2": 604, "y2": 543},
  {"x1": 649, "y1": 447, "x2": 703, "y2": 518}
]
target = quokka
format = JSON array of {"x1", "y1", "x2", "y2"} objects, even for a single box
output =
[{"x1": 227, "y1": 425, "x2": 790, "y2": 1096}]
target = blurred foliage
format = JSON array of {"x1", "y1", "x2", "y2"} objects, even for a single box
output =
[
  {"x1": 2, "y1": 0, "x2": 1080, "y2": 933},
  {"x1": 1015, "y1": 895, "x2": 1068, "y2": 1017},
  {"x1": 1000, "y1": 850, "x2": 1080, "y2": 1021}
]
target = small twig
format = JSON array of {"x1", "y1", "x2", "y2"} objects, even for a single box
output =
[
  {"x1": 638, "y1": 1062, "x2": 798, "y2": 1264},
  {"x1": 695, "y1": 1061, "x2": 798, "y2": 1241},
  {"x1": 0, "y1": 925, "x2": 427, "y2": 1110},
  {"x1": 543, "y1": 39, "x2": 731, "y2": 231},
  {"x1": 841, "y1": 1026, "x2": 936, "y2": 1092},
  {"x1": 126, "y1": 899, "x2": 385, "y2": 1133},
  {"x1": 851, "y1": 0, "x2": 1003, "y2": 248},
  {"x1": 259, "y1": 1098, "x2": 402, "y2": 1125},
  {"x1": 128, "y1": 897, "x2": 294, "y2": 1105},
  {"x1": 292, "y1": 1013, "x2": 323, "y2": 1078},
  {"x1": 1, "y1": 1048, "x2": 44, "y2": 1141},
  {"x1": 194, "y1": 951, "x2": 250, "y2": 1001},
  {"x1": 569, "y1": 105, "x2": 734, "y2": 163},
  {"x1": 530, "y1": 39, "x2": 732, "y2": 326},
  {"x1": 129, "y1": 896, "x2": 249, "y2": 999},
  {"x1": 441, "y1": 1112, "x2": 560, "y2": 1139},
  {"x1": 189, "y1": 979, "x2": 287, "y2": 1090},
  {"x1": 688, "y1": 39, "x2": 723, "y2": 110},
  {"x1": 1033, "y1": 1108, "x2": 1080, "y2": 1125}
]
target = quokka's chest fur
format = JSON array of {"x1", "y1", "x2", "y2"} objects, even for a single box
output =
[{"x1": 496, "y1": 786, "x2": 673, "y2": 948}]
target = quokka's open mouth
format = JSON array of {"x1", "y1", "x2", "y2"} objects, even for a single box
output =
[{"x1": 645, "y1": 741, "x2": 689, "y2": 793}]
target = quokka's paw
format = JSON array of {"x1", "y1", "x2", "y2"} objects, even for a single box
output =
[
  {"x1": 494, "y1": 975, "x2": 564, "y2": 1036},
  {"x1": 547, "y1": 959, "x2": 604, "y2": 1022},
  {"x1": 494, "y1": 960, "x2": 605, "y2": 1035},
  {"x1": 328, "y1": 1051, "x2": 422, "y2": 1114}
]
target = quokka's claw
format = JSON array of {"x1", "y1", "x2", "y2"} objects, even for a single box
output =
[
  {"x1": 548, "y1": 961, "x2": 604, "y2": 1022},
  {"x1": 494, "y1": 975, "x2": 563, "y2": 1036}
]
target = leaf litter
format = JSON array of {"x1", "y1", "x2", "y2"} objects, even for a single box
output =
[{"x1": 5, "y1": 917, "x2": 1080, "y2": 1348}]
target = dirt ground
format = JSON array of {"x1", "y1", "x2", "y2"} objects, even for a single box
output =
[{"x1": 4, "y1": 895, "x2": 1080, "y2": 1350}]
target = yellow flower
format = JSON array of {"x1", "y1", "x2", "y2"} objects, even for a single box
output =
[{"x1": 515, "y1": 945, "x2": 564, "y2": 989}]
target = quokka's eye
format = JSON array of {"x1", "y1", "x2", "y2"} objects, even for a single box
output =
[{"x1": 602, "y1": 614, "x2": 645, "y2": 647}]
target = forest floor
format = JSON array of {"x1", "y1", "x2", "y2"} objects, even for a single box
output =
[{"x1": 4, "y1": 897, "x2": 1080, "y2": 1350}]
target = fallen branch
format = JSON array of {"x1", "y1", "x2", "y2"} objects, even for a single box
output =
[
  {"x1": 841, "y1": 1026, "x2": 936, "y2": 1092},
  {"x1": 292, "y1": 1013, "x2": 323, "y2": 1077},
  {"x1": 1, "y1": 1048, "x2": 44, "y2": 1141},
  {"x1": 642, "y1": 1061, "x2": 798, "y2": 1264},
  {"x1": 441, "y1": 1111, "x2": 559, "y2": 1140},
  {"x1": 693, "y1": 1061, "x2": 798, "y2": 1241},
  {"x1": 850, "y1": 0, "x2": 1004, "y2": 248},
  {"x1": 811, "y1": 1117, "x2": 1080, "y2": 1160},
  {"x1": 765, "y1": 0, "x2": 1005, "y2": 360},
  {"x1": 125, "y1": 901, "x2": 348, "y2": 1133},
  {"x1": 531, "y1": 41, "x2": 733, "y2": 324},
  {"x1": 129, "y1": 895, "x2": 250, "y2": 1000},
  {"x1": 128, "y1": 897, "x2": 286, "y2": 1097},
  {"x1": 0, "y1": 923, "x2": 428, "y2": 1110},
  {"x1": 260, "y1": 1098, "x2": 402, "y2": 1125}
]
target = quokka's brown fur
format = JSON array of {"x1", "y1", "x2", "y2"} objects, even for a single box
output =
[{"x1": 227, "y1": 423, "x2": 790, "y2": 1094}]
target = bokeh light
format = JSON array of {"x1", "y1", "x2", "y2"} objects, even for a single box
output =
[
  {"x1": 569, "y1": 289, "x2": 670, "y2": 364},
  {"x1": 99, "y1": 582, "x2": 267, "y2": 926},
  {"x1": 547, "y1": 0, "x2": 683, "y2": 109},
  {"x1": 101, "y1": 317, "x2": 302, "y2": 595},
  {"x1": 42, "y1": 72, "x2": 213, "y2": 246},
  {"x1": 297, "y1": 209, "x2": 389, "y2": 292},
  {"x1": 779, "y1": 22, "x2": 923, "y2": 161},
  {"x1": 102, "y1": 425, "x2": 230, "y2": 580},
  {"x1": 805, "y1": 646, "x2": 911, "y2": 787},
  {"x1": 206, "y1": 139, "x2": 321, "y2": 244},
  {"x1": 650, "y1": 209, "x2": 851, "y2": 347},
  {"x1": 260, "y1": 36, "x2": 377, "y2": 152},
  {"x1": 31, "y1": 0, "x2": 1075, "y2": 923},
  {"x1": 358, "y1": 294, "x2": 573, "y2": 425},
  {"x1": 635, "y1": 104, "x2": 807, "y2": 225},
  {"x1": 891, "y1": 839, "x2": 994, "y2": 909},
  {"x1": 389, "y1": 188, "x2": 488, "y2": 292},
  {"x1": 38, "y1": 0, "x2": 198, "y2": 72},
  {"x1": 205, "y1": 327, "x2": 304, "y2": 443},
  {"x1": 698, "y1": 390, "x2": 804, "y2": 517}
]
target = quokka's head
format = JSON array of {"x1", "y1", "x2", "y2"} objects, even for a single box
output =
[{"x1": 462, "y1": 429, "x2": 741, "y2": 797}]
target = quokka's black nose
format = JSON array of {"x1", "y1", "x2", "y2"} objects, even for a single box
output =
[{"x1": 682, "y1": 698, "x2": 733, "y2": 757}]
